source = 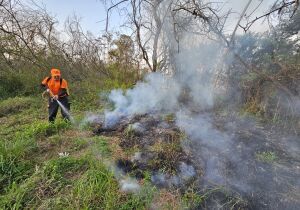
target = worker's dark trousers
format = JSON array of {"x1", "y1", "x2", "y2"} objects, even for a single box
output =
[{"x1": 48, "y1": 96, "x2": 70, "y2": 122}]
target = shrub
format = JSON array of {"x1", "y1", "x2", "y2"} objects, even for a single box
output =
[{"x1": 0, "y1": 74, "x2": 24, "y2": 99}]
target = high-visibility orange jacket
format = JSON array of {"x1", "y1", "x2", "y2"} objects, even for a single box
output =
[{"x1": 41, "y1": 69, "x2": 69, "y2": 97}]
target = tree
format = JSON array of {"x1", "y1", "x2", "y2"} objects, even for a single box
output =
[{"x1": 105, "y1": 0, "x2": 171, "y2": 72}]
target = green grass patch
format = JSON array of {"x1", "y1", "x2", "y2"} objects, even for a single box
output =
[
  {"x1": 64, "y1": 164, "x2": 120, "y2": 209},
  {"x1": 0, "y1": 97, "x2": 36, "y2": 117},
  {"x1": 70, "y1": 138, "x2": 89, "y2": 151},
  {"x1": 0, "y1": 88, "x2": 159, "y2": 209},
  {"x1": 0, "y1": 171, "x2": 40, "y2": 209},
  {"x1": 0, "y1": 155, "x2": 156, "y2": 210},
  {"x1": 0, "y1": 135, "x2": 37, "y2": 193},
  {"x1": 255, "y1": 151, "x2": 277, "y2": 163},
  {"x1": 0, "y1": 119, "x2": 71, "y2": 194},
  {"x1": 19, "y1": 119, "x2": 71, "y2": 139},
  {"x1": 0, "y1": 156, "x2": 89, "y2": 209},
  {"x1": 43, "y1": 156, "x2": 89, "y2": 180},
  {"x1": 91, "y1": 136, "x2": 112, "y2": 157},
  {"x1": 120, "y1": 182, "x2": 156, "y2": 210},
  {"x1": 182, "y1": 188, "x2": 205, "y2": 209}
]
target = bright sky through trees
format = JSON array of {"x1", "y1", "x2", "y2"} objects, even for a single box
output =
[{"x1": 39, "y1": 0, "x2": 277, "y2": 36}]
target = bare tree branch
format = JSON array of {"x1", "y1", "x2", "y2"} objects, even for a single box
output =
[
  {"x1": 105, "y1": 0, "x2": 129, "y2": 31},
  {"x1": 239, "y1": 0, "x2": 297, "y2": 32},
  {"x1": 173, "y1": 0, "x2": 298, "y2": 99},
  {"x1": 229, "y1": 0, "x2": 253, "y2": 46}
]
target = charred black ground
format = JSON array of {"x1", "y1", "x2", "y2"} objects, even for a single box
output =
[{"x1": 93, "y1": 112, "x2": 300, "y2": 210}]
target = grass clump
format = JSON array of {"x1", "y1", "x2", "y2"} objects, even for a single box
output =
[
  {"x1": 163, "y1": 113, "x2": 175, "y2": 122},
  {"x1": 0, "y1": 135, "x2": 37, "y2": 192},
  {"x1": 90, "y1": 136, "x2": 112, "y2": 157},
  {"x1": 43, "y1": 156, "x2": 89, "y2": 180},
  {"x1": 96, "y1": 138, "x2": 112, "y2": 157},
  {"x1": 3, "y1": 156, "x2": 156, "y2": 210},
  {"x1": 149, "y1": 141, "x2": 182, "y2": 174},
  {"x1": 70, "y1": 138, "x2": 89, "y2": 151},
  {"x1": 0, "y1": 156, "x2": 89, "y2": 209},
  {"x1": 182, "y1": 188, "x2": 204, "y2": 209},
  {"x1": 0, "y1": 171, "x2": 40, "y2": 209},
  {"x1": 255, "y1": 151, "x2": 277, "y2": 163},
  {"x1": 0, "y1": 157, "x2": 34, "y2": 195},
  {"x1": 182, "y1": 187, "x2": 247, "y2": 210},
  {"x1": 0, "y1": 97, "x2": 35, "y2": 117},
  {"x1": 65, "y1": 164, "x2": 120, "y2": 209},
  {"x1": 19, "y1": 119, "x2": 71, "y2": 139},
  {"x1": 0, "y1": 120, "x2": 71, "y2": 195},
  {"x1": 124, "y1": 125, "x2": 136, "y2": 139},
  {"x1": 120, "y1": 182, "x2": 156, "y2": 210}
]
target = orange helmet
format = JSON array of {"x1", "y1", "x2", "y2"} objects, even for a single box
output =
[{"x1": 51, "y1": 68, "x2": 61, "y2": 77}]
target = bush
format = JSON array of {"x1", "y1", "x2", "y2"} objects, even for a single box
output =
[
  {"x1": 0, "y1": 75, "x2": 24, "y2": 99},
  {"x1": 104, "y1": 63, "x2": 137, "y2": 90},
  {"x1": 232, "y1": 33, "x2": 300, "y2": 123}
]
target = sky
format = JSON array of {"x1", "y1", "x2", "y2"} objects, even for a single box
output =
[
  {"x1": 222, "y1": 0, "x2": 278, "y2": 33},
  {"x1": 36, "y1": 0, "x2": 278, "y2": 36},
  {"x1": 37, "y1": 0, "x2": 127, "y2": 36}
]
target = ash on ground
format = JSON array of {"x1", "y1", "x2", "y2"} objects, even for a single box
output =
[
  {"x1": 94, "y1": 114, "x2": 200, "y2": 190},
  {"x1": 92, "y1": 113, "x2": 300, "y2": 210}
]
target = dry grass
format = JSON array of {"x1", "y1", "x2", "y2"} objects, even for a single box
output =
[
  {"x1": 151, "y1": 189, "x2": 182, "y2": 210},
  {"x1": 107, "y1": 136, "x2": 129, "y2": 160},
  {"x1": 148, "y1": 140, "x2": 183, "y2": 174}
]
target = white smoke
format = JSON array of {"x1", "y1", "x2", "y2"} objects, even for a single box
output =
[
  {"x1": 120, "y1": 178, "x2": 141, "y2": 192},
  {"x1": 98, "y1": 6, "x2": 232, "y2": 187},
  {"x1": 104, "y1": 72, "x2": 181, "y2": 127},
  {"x1": 103, "y1": 36, "x2": 224, "y2": 127},
  {"x1": 82, "y1": 2, "x2": 300, "y2": 208},
  {"x1": 104, "y1": 160, "x2": 141, "y2": 193},
  {"x1": 179, "y1": 162, "x2": 196, "y2": 181}
]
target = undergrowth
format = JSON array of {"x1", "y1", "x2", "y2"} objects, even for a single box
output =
[{"x1": 0, "y1": 96, "x2": 157, "y2": 209}]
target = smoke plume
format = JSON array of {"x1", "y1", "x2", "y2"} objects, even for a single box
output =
[{"x1": 84, "y1": 2, "x2": 300, "y2": 209}]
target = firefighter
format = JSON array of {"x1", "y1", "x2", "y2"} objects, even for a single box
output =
[{"x1": 41, "y1": 68, "x2": 70, "y2": 122}]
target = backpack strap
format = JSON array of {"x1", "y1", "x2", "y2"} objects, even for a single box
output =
[{"x1": 46, "y1": 76, "x2": 52, "y2": 83}]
